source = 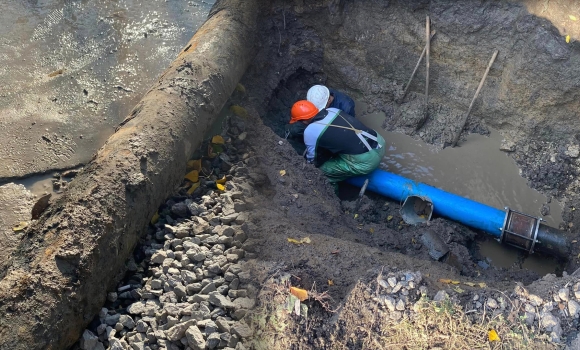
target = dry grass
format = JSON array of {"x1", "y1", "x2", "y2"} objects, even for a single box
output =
[{"x1": 246, "y1": 278, "x2": 560, "y2": 350}]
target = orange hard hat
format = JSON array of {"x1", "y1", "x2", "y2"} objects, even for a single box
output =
[{"x1": 290, "y1": 100, "x2": 318, "y2": 124}]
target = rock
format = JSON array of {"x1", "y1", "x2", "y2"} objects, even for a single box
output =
[
  {"x1": 151, "y1": 251, "x2": 167, "y2": 264},
  {"x1": 114, "y1": 322, "x2": 123, "y2": 332},
  {"x1": 80, "y1": 329, "x2": 98, "y2": 350},
  {"x1": 233, "y1": 297, "x2": 255, "y2": 311},
  {"x1": 540, "y1": 312, "x2": 560, "y2": 330},
  {"x1": 475, "y1": 301, "x2": 482, "y2": 308},
  {"x1": 486, "y1": 298, "x2": 498, "y2": 309},
  {"x1": 99, "y1": 307, "x2": 108, "y2": 319},
  {"x1": 387, "y1": 277, "x2": 397, "y2": 287},
  {"x1": 395, "y1": 299, "x2": 405, "y2": 311},
  {"x1": 186, "y1": 325, "x2": 206, "y2": 350},
  {"x1": 171, "y1": 202, "x2": 190, "y2": 218},
  {"x1": 209, "y1": 291, "x2": 234, "y2": 308},
  {"x1": 550, "y1": 324, "x2": 563, "y2": 343},
  {"x1": 119, "y1": 315, "x2": 136, "y2": 329},
  {"x1": 558, "y1": 288, "x2": 570, "y2": 301},
  {"x1": 94, "y1": 342, "x2": 105, "y2": 350},
  {"x1": 391, "y1": 283, "x2": 402, "y2": 294},
  {"x1": 433, "y1": 290, "x2": 448, "y2": 302},
  {"x1": 135, "y1": 320, "x2": 149, "y2": 333},
  {"x1": 528, "y1": 294, "x2": 543, "y2": 307},
  {"x1": 569, "y1": 300, "x2": 580, "y2": 317},
  {"x1": 500, "y1": 139, "x2": 516, "y2": 152},
  {"x1": 107, "y1": 292, "x2": 118, "y2": 302},
  {"x1": 574, "y1": 283, "x2": 580, "y2": 299},
  {"x1": 108, "y1": 339, "x2": 129, "y2": 350},
  {"x1": 174, "y1": 284, "x2": 187, "y2": 299},
  {"x1": 231, "y1": 322, "x2": 253, "y2": 338},
  {"x1": 206, "y1": 332, "x2": 221, "y2": 349},
  {"x1": 201, "y1": 282, "x2": 217, "y2": 294},
  {"x1": 566, "y1": 144, "x2": 580, "y2": 158},
  {"x1": 105, "y1": 314, "x2": 121, "y2": 326},
  {"x1": 165, "y1": 320, "x2": 196, "y2": 341}
]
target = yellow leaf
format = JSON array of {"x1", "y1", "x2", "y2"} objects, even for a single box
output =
[
  {"x1": 216, "y1": 183, "x2": 226, "y2": 191},
  {"x1": 287, "y1": 237, "x2": 311, "y2": 244},
  {"x1": 187, "y1": 182, "x2": 200, "y2": 195},
  {"x1": 235, "y1": 83, "x2": 246, "y2": 93},
  {"x1": 216, "y1": 176, "x2": 227, "y2": 185},
  {"x1": 488, "y1": 329, "x2": 500, "y2": 342},
  {"x1": 369, "y1": 228, "x2": 375, "y2": 233},
  {"x1": 570, "y1": 15, "x2": 577, "y2": 21},
  {"x1": 439, "y1": 279, "x2": 460, "y2": 285},
  {"x1": 328, "y1": 279, "x2": 334, "y2": 286},
  {"x1": 566, "y1": 35, "x2": 571, "y2": 43},
  {"x1": 212, "y1": 135, "x2": 225, "y2": 145},
  {"x1": 387, "y1": 215, "x2": 393, "y2": 221},
  {"x1": 230, "y1": 105, "x2": 249, "y2": 119},
  {"x1": 573, "y1": 240, "x2": 578, "y2": 243},
  {"x1": 411, "y1": 237, "x2": 417, "y2": 244},
  {"x1": 453, "y1": 287, "x2": 465, "y2": 293},
  {"x1": 12, "y1": 221, "x2": 28, "y2": 232},
  {"x1": 464, "y1": 282, "x2": 476, "y2": 287},
  {"x1": 354, "y1": 214, "x2": 359, "y2": 219},
  {"x1": 184, "y1": 170, "x2": 199, "y2": 183},
  {"x1": 290, "y1": 287, "x2": 308, "y2": 301},
  {"x1": 187, "y1": 159, "x2": 202, "y2": 171},
  {"x1": 279, "y1": 170, "x2": 286, "y2": 176},
  {"x1": 478, "y1": 282, "x2": 487, "y2": 288},
  {"x1": 150, "y1": 211, "x2": 160, "y2": 225}
]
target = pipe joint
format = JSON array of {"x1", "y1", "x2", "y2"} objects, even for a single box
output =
[{"x1": 499, "y1": 207, "x2": 541, "y2": 254}]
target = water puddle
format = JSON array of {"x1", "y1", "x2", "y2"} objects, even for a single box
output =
[{"x1": 355, "y1": 103, "x2": 563, "y2": 273}]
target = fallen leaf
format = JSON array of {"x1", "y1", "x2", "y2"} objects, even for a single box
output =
[
  {"x1": 187, "y1": 159, "x2": 202, "y2": 171},
  {"x1": 573, "y1": 240, "x2": 578, "y2": 243},
  {"x1": 151, "y1": 211, "x2": 160, "y2": 225},
  {"x1": 184, "y1": 170, "x2": 199, "y2": 183},
  {"x1": 411, "y1": 237, "x2": 417, "y2": 244},
  {"x1": 478, "y1": 282, "x2": 487, "y2": 288},
  {"x1": 48, "y1": 68, "x2": 66, "y2": 77},
  {"x1": 570, "y1": 15, "x2": 577, "y2": 21},
  {"x1": 212, "y1": 135, "x2": 225, "y2": 145},
  {"x1": 216, "y1": 183, "x2": 226, "y2": 191},
  {"x1": 464, "y1": 282, "x2": 476, "y2": 287},
  {"x1": 439, "y1": 279, "x2": 460, "y2": 285},
  {"x1": 31, "y1": 193, "x2": 52, "y2": 220},
  {"x1": 331, "y1": 250, "x2": 340, "y2": 255},
  {"x1": 566, "y1": 35, "x2": 571, "y2": 43},
  {"x1": 294, "y1": 298, "x2": 301, "y2": 316},
  {"x1": 235, "y1": 83, "x2": 246, "y2": 93},
  {"x1": 290, "y1": 287, "x2": 308, "y2": 301},
  {"x1": 216, "y1": 176, "x2": 227, "y2": 185},
  {"x1": 230, "y1": 105, "x2": 250, "y2": 119},
  {"x1": 328, "y1": 280, "x2": 334, "y2": 286},
  {"x1": 369, "y1": 228, "x2": 375, "y2": 233},
  {"x1": 187, "y1": 182, "x2": 200, "y2": 195},
  {"x1": 453, "y1": 287, "x2": 465, "y2": 293},
  {"x1": 279, "y1": 170, "x2": 286, "y2": 176},
  {"x1": 12, "y1": 222, "x2": 28, "y2": 232},
  {"x1": 559, "y1": 303, "x2": 566, "y2": 310},
  {"x1": 488, "y1": 329, "x2": 500, "y2": 342},
  {"x1": 354, "y1": 214, "x2": 359, "y2": 219},
  {"x1": 387, "y1": 215, "x2": 393, "y2": 221},
  {"x1": 287, "y1": 237, "x2": 311, "y2": 245}
]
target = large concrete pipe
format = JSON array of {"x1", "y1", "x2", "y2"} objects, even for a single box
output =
[
  {"x1": 0, "y1": 0, "x2": 262, "y2": 349},
  {"x1": 348, "y1": 170, "x2": 570, "y2": 258}
]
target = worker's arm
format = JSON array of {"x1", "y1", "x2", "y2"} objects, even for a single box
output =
[
  {"x1": 303, "y1": 128, "x2": 317, "y2": 163},
  {"x1": 329, "y1": 88, "x2": 356, "y2": 118}
]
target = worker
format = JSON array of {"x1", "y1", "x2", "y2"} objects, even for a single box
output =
[
  {"x1": 285, "y1": 85, "x2": 356, "y2": 139},
  {"x1": 289, "y1": 100, "x2": 385, "y2": 185},
  {"x1": 307, "y1": 85, "x2": 356, "y2": 117}
]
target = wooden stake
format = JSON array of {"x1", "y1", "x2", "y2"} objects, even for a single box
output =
[
  {"x1": 415, "y1": 16, "x2": 431, "y2": 130},
  {"x1": 451, "y1": 50, "x2": 499, "y2": 147},
  {"x1": 399, "y1": 30, "x2": 436, "y2": 102}
]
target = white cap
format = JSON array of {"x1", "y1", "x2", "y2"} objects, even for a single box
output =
[{"x1": 307, "y1": 85, "x2": 330, "y2": 111}]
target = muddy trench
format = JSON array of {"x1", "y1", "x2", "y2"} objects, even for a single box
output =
[{"x1": 237, "y1": 0, "x2": 580, "y2": 282}]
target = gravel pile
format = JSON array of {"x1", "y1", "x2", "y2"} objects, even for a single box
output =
[
  {"x1": 374, "y1": 270, "x2": 426, "y2": 321},
  {"x1": 78, "y1": 118, "x2": 257, "y2": 350}
]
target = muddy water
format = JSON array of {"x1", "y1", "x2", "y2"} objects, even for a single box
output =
[
  {"x1": 356, "y1": 104, "x2": 563, "y2": 273},
  {"x1": 0, "y1": 0, "x2": 215, "y2": 179}
]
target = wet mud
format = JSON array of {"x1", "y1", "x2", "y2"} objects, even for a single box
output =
[{"x1": 0, "y1": 0, "x2": 215, "y2": 179}]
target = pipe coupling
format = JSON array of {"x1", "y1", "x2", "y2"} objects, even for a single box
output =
[{"x1": 499, "y1": 207, "x2": 541, "y2": 254}]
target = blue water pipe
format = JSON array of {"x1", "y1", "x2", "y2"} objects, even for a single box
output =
[{"x1": 347, "y1": 169, "x2": 569, "y2": 258}]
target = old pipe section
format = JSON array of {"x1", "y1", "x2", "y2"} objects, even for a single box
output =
[
  {"x1": 0, "y1": 0, "x2": 262, "y2": 349},
  {"x1": 347, "y1": 169, "x2": 570, "y2": 258}
]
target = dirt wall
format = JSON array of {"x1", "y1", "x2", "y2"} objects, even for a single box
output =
[{"x1": 0, "y1": 1, "x2": 263, "y2": 349}]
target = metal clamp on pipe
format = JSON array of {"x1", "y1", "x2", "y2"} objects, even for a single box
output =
[{"x1": 499, "y1": 207, "x2": 541, "y2": 254}]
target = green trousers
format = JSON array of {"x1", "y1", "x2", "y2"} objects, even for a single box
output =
[{"x1": 319, "y1": 134, "x2": 386, "y2": 184}]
